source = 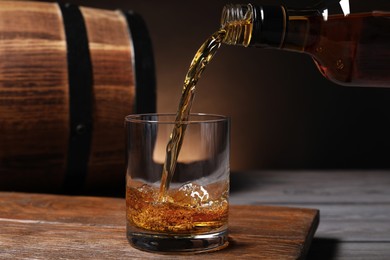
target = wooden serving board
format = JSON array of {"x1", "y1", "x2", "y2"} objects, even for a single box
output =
[{"x1": 0, "y1": 192, "x2": 319, "y2": 259}]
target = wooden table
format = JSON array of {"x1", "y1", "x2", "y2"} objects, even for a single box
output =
[
  {"x1": 230, "y1": 171, "x2": 390, "y2": 259},
  {"x1": 1, "y1": 170, "x2": 389, "y2": 259}
]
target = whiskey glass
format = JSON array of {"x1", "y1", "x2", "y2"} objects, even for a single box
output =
[{"x1": 125, "y1": 113, "x2": 229, "y2": 253}]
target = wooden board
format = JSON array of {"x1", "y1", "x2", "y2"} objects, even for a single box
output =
[
  {"x1": 230, "y1": 170, "x2": 390, "y2": 259},
  {"x1": 230, "y1": 171, "x2": 390, "y2": 241},
  {"x1": 0, "y1": 192, "x2": 319, "y2": 259}
]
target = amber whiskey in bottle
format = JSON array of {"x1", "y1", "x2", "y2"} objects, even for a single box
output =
[{"x1": 221, "y1": 4, "x2": 390, "y2": 87}]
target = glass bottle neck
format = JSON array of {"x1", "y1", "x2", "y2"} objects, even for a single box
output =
[
  {"x1": 221, "y1": 4, "x2": 320, "y2": 51},
  {"x1": 220, "y1": 4, "x2": 255, "y2": 47}
]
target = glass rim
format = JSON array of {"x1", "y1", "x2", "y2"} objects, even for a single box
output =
[{"x1": 125, "y1": 113, "x2": 229, "y2": 124}]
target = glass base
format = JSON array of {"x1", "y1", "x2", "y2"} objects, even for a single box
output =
[{"x1": 127, "y1": 230, "x2": 229, "y2": 254}]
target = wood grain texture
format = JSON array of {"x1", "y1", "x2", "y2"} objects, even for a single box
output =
[
  {"x1": 81, "y1": 7, "x2": 136, "y2": 193},
  {"x1": 0, "y1": 1, "x2": 68, "y2": 191},
  {"x1": 230, "y1": 170, "x2": 390, "y2": 204},
  {"x1": 230, "y1": 170, "x2": 390, "y2": 259},
  {"x1": 0, "y1": 192, "x2": 319, "y2": 260},
  {"x1": 0, "y1": 1, "x2": 140, "y2": 193}
]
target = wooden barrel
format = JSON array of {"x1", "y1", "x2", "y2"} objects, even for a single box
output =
[{"x1": 0, "y1": 1, "x2": 156, "y2": 195}]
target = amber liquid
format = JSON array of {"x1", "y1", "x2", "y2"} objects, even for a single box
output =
[
  {"x1": 127, "y1": 30, "x2": 227, "y2": 233},
  {"x1": 158, "y1": 30, "x2": 226, "y2": 200},
  {"x1": 126, "y1": 180, "x2": 229, "y2": 233},
  {"x1": 287, "y1": 12, "x2": 390, "y2": 87}
]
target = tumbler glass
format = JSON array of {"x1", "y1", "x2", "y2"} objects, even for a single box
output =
[{"x1": 125, "y1": 113, "x2": 229, "y2": 253}]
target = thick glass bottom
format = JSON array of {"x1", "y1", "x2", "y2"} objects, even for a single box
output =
[{"x1": 127, "y1": 229, "x2": 229, "y2": 254}]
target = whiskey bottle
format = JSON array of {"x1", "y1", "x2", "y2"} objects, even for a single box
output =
[{"x1": 220, "y1": 2, "x2": 390, "y2": 87}]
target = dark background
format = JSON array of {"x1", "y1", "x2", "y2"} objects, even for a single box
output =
[{"x1": 51, "y1": 0, "x2": 390, "y2": 171}]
